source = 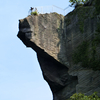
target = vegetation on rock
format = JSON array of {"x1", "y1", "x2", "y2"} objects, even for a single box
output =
[
  {"x1": 72, "y1": 0, "x2": 100, "y2": 70},
  {"x1": 72, "y1": 23, "x2": 100, "y2": 70},
  {"x1": 65, "y1": 6, "x2": 94, "y2": 33},
  {"x1": 76, "y1": 6, "x2": 93, "y2": 33},
  {"x1": 69, "y1": 0, "x2": 88, "y2": 7},
  {"x1": 68, "y1": 92, "x2": 100, "y2": 100},
  {"x1": 31, "y1": 11, "x2": 38, "y2": 15}
]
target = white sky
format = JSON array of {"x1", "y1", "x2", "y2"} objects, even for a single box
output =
[{"x1": 0, "y1": 0, "x2": 74, "y2": 100}]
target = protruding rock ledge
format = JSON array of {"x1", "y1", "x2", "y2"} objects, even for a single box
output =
[{"x1": 18, "y1": 6, "x2": 100, "y2": 99}]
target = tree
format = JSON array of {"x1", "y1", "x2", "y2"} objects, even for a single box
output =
[{"x1": 69, "y1": 0, "x2": 89, "y2": 7}]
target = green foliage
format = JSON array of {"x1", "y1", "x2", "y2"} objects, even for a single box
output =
[
  {"x1": 69, "y1": 0, "x2": 100, "y2": 70},
  {"x1": 69, "y1": 0, "x2": 88, "y2": 7},
  {"x1": 72, "y1": 41, "x2": 89, "y2": 68},
  {"x1": 76, "y1": 6, "x2": 92, "y2": 33},
  {"x1": 66, "y1": 6, "x2": 93, "y2": 33},
  {"x1": 72, "y1": 23, "x2": 100, "y2": 70},
  {"x1": 65, "y1": 6, "x2": 92, "y2": 32},
  {"x1": 31, "y1": 11, "x2": 38, "y2": 15},
  {"x1": 68, "y1": 92, "x2": 100, "y2": 100},
  {"x1": 72, "y1": 2, "x2": 100, "y2": 70}
]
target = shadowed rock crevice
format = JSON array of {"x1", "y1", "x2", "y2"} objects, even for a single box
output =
[{"x1": 37, "y1": 53, "x2": 78, "y2": 100}]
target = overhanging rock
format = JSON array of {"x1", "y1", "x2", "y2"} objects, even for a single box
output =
[{"x1": 17, "y1": 7, "x2": 100, "y2": 99}]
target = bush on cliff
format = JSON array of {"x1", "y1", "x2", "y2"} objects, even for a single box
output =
[
  {"x1": 31, "y1": 11, "x2": 38, "y2": 15},
  {"x1": 69, "y1": 0, "x2": 88, "y2": 7},
  {"x1": 68, "y1": 92, "x2": 100, "y2": 100}
]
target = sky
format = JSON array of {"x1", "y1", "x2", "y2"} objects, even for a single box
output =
[{"x1": 0, "y1": 0, "x2": 74, "y2": 100}]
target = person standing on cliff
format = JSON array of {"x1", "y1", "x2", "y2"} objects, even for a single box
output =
[
  {"x1": 35, "y1": 8, "x2": 38, "y2": 12},
  {"x1": 30, "y1": 7, "x2": 34, "y2": 13},
  {"x1": 28, "y1": 7, "x2": 34, "y2": 15}
]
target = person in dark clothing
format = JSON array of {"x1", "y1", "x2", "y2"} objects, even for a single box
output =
[{"x1": 30, "y1": 7, "x2": 34, "y2": 13}]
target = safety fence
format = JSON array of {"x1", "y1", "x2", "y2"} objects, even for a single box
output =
[{"x1": 29, "y1": 5, "x2": 74, "y2": 16}]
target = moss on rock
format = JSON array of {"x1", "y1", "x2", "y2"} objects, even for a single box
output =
[{"x1": 72, "y1": 21, "x2": 100, "y2": 70}]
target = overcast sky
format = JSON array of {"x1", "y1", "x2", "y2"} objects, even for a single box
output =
[{"x1": 0, "y1": 0, "x2": 74, "y2": 100}]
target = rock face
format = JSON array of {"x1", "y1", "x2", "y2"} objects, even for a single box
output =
[
  {"x1": 18, "y1": 13, "x2": 78, "y2": 99},
  {"x1": 17, "y1": 3, "x2": 100, "y2": 100}
]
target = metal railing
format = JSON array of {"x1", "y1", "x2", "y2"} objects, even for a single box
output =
[{"x1": 29, "y1": 5, "x2": 73, "y2": 16}]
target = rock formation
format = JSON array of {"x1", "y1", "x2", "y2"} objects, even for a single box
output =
[{"x1": 17, "y1": 1, "x2": 100, "y2": 100}]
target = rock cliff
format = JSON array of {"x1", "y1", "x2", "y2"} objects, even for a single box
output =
[{"x1": 17, "y1": 1, "x2": 100, "y2": 100}]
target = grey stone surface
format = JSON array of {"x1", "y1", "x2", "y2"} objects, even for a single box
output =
[
  {"x1": 18, "y1": 13, "x2": 78, "y2": 100},
  {"x1": 17, "y1": 5, "x2": 100, "y2": 100}
]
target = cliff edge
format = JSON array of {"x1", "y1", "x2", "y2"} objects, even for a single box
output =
[{"x1": 17, "y1": 1, "x2": 100, "y2": 100}]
